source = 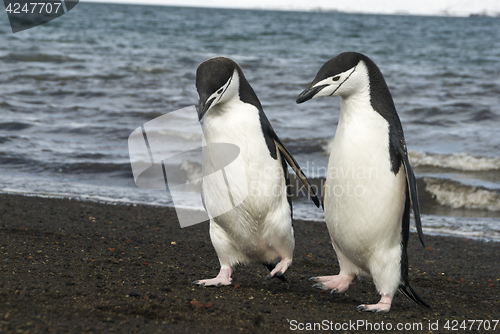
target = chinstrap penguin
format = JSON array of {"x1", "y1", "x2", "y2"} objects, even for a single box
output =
[
  {"x1": 194, "y1": 56, "x2": 320, "y2": 287},
  {"x1": 296, "y1": 52, "x2": 429, "y2": 312}
]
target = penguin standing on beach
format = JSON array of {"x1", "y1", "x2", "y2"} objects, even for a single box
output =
[
  {"x1": 194, "y1": 57, "x2": 320, "y2": 286},
  {"x1": 296, "y1": 52, "x2": 429, "y2": 312}
]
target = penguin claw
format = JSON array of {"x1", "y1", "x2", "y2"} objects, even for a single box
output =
[
  {"x1": 308, "y1": 274, "x2": 354, "y2": 293},
  {"x1": 311, "y1": 283, "x2": 324, "y2": 289},
  {"x1": 357, "y1": 296, "x2": 392, "y2": 312},
  {"x1": 356, "y1": 305, "x2": 367, "y2": 312},
  {"x1": 268, "y1": 258, "x2": 292, "y2": 277},
  {"x1": 193, "y1": 268, "x2": 232, "y2": 287},
  {"x1": 192, "y1": 280, "x2": 205, "y2": 287},
  {"x1": 265, "y1": 273, "x2": 288, "y2": 284},
  {"x1": 329, "y1": 289, "x2": 337, "y2": 294},
  {"x1": 357, "y1": 305, "x2": 382, "y2": 313}
]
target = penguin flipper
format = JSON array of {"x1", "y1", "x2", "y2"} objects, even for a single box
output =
[
  {"x1": 400, "y1": 189, "x2": 430, "y2": 308},
  {"x1": 393, "y1": 142, "x2": 425, "y2": 248},
  {"x1": 274, "y1": 139, "x2": 321, "y2": 208},
  {"x1": 279, "y1": 147, "x2": 293, "y2": 216},
  {"x1": 321, "y1": 180, "x2": 325, "y2": 209},
  {"x1": 258, "y1": 109, "x2": 320, "y2": 208}
]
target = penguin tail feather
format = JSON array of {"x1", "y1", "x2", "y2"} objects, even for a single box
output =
[{"x1": 398, "y1": 284, "x2": 430, "y2": 308}]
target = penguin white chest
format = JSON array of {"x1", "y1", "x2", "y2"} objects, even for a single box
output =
[
  {"x1": 201, "y1": 101, "x2": 288, "y2": 232},
  {"x1": 324, "y1": 99, "x2": 406, "y2": 261}
]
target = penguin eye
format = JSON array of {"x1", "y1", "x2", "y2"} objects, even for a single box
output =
[
  {"x1": 217, "y1": 88, "x2": 224, "y2": 94},
  {"x1": 332, "y1": 76, "x2": 340, "y2": 82}
]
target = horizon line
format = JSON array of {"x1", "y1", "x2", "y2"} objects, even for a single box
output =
[{"x1": 79, "y1": 0, "x2": 500, "y2": 18}]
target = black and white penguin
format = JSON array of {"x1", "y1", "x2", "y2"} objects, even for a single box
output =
[
  {"x1": 194, "y1": 56, "x2": 320, "y2": 286},
  {"x1": 296, "y1": 52, "x2": 429, "y2": 312}
]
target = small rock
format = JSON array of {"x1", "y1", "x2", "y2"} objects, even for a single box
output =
[
  {"x1": 127, "y1": 291, "x2": 141, "y2": 298},
  {"x1": 190, "y1": 300, "x2": 203, "y2": 308}
]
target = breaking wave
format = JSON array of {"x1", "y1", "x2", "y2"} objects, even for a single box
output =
[
  {"x1": 423, "y1": 177, "x2": 500, "y2": 211},
  {"x1": 409, "y1": 151, "x2": 500, "y2": 171}
]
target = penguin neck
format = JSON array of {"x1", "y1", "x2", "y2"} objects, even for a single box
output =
[
  {"x1": 338, "y1": 86, "x2": 373, "y2": 126},
  {"x1": 238, "y1": 76, "x2": 263, "y2": 113},
  {"x1": 334, "y1": 85, "x2": 392, "y2": 163},
  {"x1": 204, "y1": 97, "x2": 245, "y2": 121}
]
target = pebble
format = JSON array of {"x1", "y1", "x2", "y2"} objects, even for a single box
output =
[
  {"x1": 190, "y1": 300, "x2": 214, "y2": 309},
  {"x1": 127, "y1": 291, "x2": 141, "y2": 298}
]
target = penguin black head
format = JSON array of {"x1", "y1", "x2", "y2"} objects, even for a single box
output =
[
  {"x1": 297, "y1": 52, "x2": 406, "y2": 176},
  {"x1": 296, "y1": 52, "x2": 374, "y2": 103},
  {"x1": 196, "y1": 57, "x2": 261, "y2": 121}
]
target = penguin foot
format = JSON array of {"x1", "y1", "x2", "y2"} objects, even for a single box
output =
[
  {"x1": 193, "y1": 267, "x2": 232, "y2": 287},
  {"x1": 265, "y1": 271, "x2": 282, "y2": 280},
  {"x1": 268, "y1": 258, "x2": 292, "y2": 278},
  {"x1": 356, "y1": 295, "x2": 392, "y2": 313},
  {"x1": 309, "y1": 274, "x2": 354, "y2": 293}
]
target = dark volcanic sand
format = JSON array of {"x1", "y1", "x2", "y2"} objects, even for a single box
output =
[{"x1": 0, "y1": 193, "x2": 498, "y2": 333}]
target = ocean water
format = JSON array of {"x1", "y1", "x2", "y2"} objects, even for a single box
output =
[{"x1": 0, "y1": 3, "x2": 499, "y2": 241}]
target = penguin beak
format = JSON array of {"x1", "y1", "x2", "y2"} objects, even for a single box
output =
[
  {"x1": 197, "y1": 96, "x2": 215, "y2": 121},
  {"x1": 296, "y1": 84, "x2": 328, "y2": 104}
]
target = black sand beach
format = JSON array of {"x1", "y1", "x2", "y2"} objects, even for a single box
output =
[{"x1": 0, "y1": 193, "x2": 498, "y2": 333}]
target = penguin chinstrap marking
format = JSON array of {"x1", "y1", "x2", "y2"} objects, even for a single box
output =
[
  {"x1": 193, "y1": 57, "x2": 320, "y2": 287},
  {"x1": 296, "y1": 52, "x2": 429, "y2": 312}
]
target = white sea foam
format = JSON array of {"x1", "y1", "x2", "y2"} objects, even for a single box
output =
[
  {"x1": 409, "y1": 151, "x2": 500, "y2": 171},
  {"x1": 322, "y1": 143, "x2": 500, "y2": 172},
  {"x1": 416, "y1": 214, "x2": 500, "y2": 242},
  {"x1": 423, "y1": 177, "x2": 500, "y2": 211},
  {"x1": 1, "y1": 188, "x2": 134, "y2": 205}
]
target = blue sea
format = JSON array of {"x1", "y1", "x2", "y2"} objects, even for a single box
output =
[{"x1": 0, "y1": 3, "x2": 499, "y2": 241}]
